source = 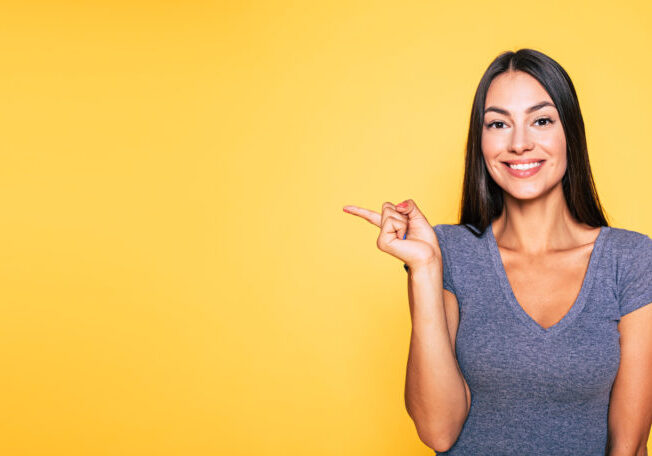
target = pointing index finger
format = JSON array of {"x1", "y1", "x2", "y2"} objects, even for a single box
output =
[{"x1": 343, "y1": 205, "x2": 381, "y2": 227}]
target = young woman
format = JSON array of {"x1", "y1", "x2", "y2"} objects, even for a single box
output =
[{"x1": 342, "y1": 49, "x2": 652, "y2": 455}]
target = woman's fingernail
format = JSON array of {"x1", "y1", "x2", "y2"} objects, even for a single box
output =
[{"x1": 396, "y1": 201, "x2": 408, "y2": 208}]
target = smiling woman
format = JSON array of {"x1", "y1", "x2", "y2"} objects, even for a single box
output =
[
  {"x1": 346, "y1": 48, "x2": 652, "y2": 455},
  {"x1": 417, "y1": 49, "x2": 652, "y2": 455}
]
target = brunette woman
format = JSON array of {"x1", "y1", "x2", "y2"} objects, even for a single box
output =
[{"x1": 343, "y1": 48, "x2": 652, "y2": 455}]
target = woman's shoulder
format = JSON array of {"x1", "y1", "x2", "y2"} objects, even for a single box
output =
[
  {"x1": 432, "y1": 223, "x2": 488, "y2": 257},
  {"x1": 601, "y1": 226, "x2": 652, "y2": 280},
  {"x1": 604, "y1": 226, "x2": 652, "y2": 316},
  {"x1": 433, "y1": 223, "x2": 488, "y2": 241},
  {"x1": 604, "y1": 225, "x2": 651, "y2": 251}
]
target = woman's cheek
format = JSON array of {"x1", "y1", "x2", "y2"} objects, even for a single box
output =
[
  {"x1": 540, "y1": 126, "x2": 566, "y2": 157},
  {"x1": 482, "y1": 155, "x2": 501, "y2": 183},
  {"x1": 481, "y1": 139, "x2": 497, "y2": 162},
  {"x1": 481, "y1": 140, "x2": 504, "y2": 176}
]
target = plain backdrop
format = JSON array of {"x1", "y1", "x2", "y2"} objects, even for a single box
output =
[{"x1": 0, "y1": 1, "x2": 650, "y2": 455}]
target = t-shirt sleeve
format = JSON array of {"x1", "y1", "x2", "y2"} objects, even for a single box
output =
[
  {"x1": 618, "y1": 234, "x2": 652, "y2": 317},
  {"x1": 434, "y1": 224, "x2": 456, "y2": 294},
  {"x1": 403, "y1": 225, "x2": 456, "y2": 295}
]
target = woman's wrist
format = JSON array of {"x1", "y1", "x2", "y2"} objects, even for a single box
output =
[{"x1": 407, "y1": 256, "x2": 442, "y2": 274}]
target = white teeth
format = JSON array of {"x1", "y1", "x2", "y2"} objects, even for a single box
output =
[{"x1": 508, "y1": 161, "x2": 542, "y2": 170}]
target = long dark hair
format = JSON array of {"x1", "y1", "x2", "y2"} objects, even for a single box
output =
[{"x1": 459, "y1": 48, "x2": 609, "y2": 235}]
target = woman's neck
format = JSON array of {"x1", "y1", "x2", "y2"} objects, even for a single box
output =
[{"x1": 491, "y1": 182, "x2": 593, "y2": 255}]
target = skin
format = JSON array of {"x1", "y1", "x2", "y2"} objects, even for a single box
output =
[{"x1": 343, "y1": 69, "x2": 652, "y2": 454}]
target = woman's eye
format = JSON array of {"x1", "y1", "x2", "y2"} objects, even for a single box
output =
[
  {"x1": 487, "y1": 121, "x2": 505, "y2": 129},
  {"x1": 535, "y1": 117, "x2": 554, "y2": 126}
]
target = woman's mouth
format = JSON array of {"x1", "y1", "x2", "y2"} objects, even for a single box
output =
[{"x1": 501, "y1": 160, "x2": 545, "y2": 178}]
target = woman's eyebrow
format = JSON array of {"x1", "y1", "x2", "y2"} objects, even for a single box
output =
[{"x1": 483, "y1": 101, "x2": 556, "y2": 116}]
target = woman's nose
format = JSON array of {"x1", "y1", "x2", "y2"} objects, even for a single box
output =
[{"x1": 510, "y1": 124, "x2": 534, "y2": 154}]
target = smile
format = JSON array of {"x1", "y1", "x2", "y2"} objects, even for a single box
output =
[
  {"x1": 508, "y1": 161, "x2": 542, "y2": 170},
  {"x1": 501, "y1": 160, "x2": 545, "y2": 178}
]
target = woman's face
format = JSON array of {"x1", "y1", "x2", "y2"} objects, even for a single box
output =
[{"x1": 481, "y1": 70, "x2": 567, "y2": 201}]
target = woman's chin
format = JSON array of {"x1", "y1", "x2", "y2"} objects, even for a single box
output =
[{"x1": 504, "y1": 186, "x2": 547, "y2": 201}]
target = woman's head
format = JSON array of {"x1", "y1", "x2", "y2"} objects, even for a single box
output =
[{"x1": 459, "y1": 48, "x2": 608, "y2": 233}]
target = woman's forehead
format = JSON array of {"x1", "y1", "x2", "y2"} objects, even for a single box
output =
[{"x1": 485, "y1": 71, "x2": 554, "y2": 110}]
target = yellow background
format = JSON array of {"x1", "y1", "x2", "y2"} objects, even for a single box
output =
[{"x1": 1, "y1": 1, "x2": 650, "y2": 454}]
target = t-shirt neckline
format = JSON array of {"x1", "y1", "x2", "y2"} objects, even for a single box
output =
[{"x1": 485, "y1": 223, "x2": 610, "y2": 336}]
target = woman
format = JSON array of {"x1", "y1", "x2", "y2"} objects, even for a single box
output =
[{"x1": 342, "y1": 49, "x2": 652, "y2": 455}]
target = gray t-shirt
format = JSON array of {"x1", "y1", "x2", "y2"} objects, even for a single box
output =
[{"x1": 404, "y1": 223, "x2": 652, "y2": 455}]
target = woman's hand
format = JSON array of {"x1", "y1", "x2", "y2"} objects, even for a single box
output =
[{"x1": 343, "y1": 199, "x2": 441, "y2": 270}]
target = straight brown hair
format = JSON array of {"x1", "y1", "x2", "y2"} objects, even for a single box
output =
[{"x1": 459, "y1": 48, "x2": 609, "y2": 235}]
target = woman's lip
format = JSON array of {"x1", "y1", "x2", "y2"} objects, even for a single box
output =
[{"x1": 502, "y1": 160, "x2": 545, "y2": 178}]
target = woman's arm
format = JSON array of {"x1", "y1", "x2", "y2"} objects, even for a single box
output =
[
  {"x1": 606, "y1": 303, "x2": 652, "y2": 456},
  {"x1": 404, "y1": 259, "x2": 471, "y2": 452}
]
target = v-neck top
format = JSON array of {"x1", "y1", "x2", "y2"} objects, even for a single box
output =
[
  {"x1": 486, "y1": 224, "x2": 608, "y2": 336},
  {"x1": 405, "y1": 223, "x2": 652, "y2": 455}
]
